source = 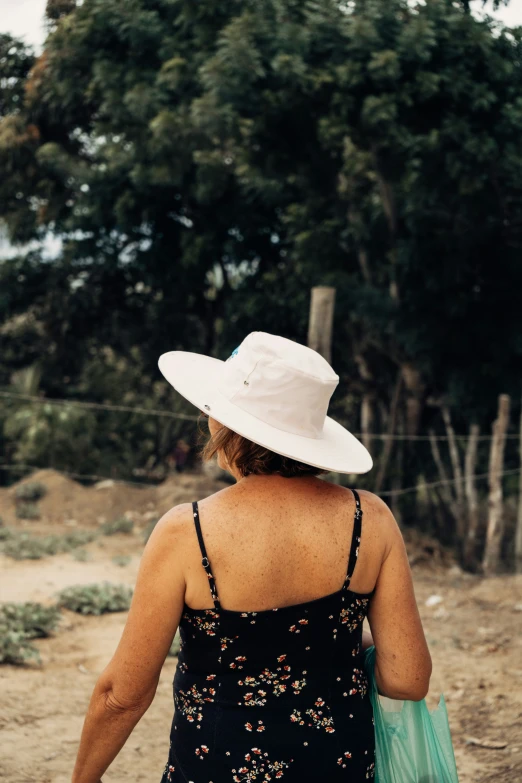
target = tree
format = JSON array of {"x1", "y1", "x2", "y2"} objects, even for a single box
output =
[{"x1": 1, "y1": 1, "x2": 522, "y2": 527}]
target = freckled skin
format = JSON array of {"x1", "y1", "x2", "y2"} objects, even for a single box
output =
[{"x1": 178, "y1": 416, "x2": 432, "y2": 701}]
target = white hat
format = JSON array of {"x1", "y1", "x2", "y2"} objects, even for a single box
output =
[{"x1": 158, "y1": 331, "x2": 373, "y2": 474}]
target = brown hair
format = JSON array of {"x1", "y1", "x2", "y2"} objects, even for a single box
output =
[{"x1": 200, "y1": 417, "x2": 327, "y2": 478}]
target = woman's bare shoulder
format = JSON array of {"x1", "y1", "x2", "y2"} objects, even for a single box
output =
[{"x1": 353, "y1": 489, "x2": 400, "y2": 561}]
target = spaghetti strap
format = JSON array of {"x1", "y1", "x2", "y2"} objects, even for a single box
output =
[
  {"x1": 345, "y1": 487, "x2": 363, "y2": 589},
  {"x1": 192, "y1": 501, "x2": 221, "y2": 610}
]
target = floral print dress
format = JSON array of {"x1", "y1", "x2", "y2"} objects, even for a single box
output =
[{"x1": 161, "y1": 488, "x2": 376, "y2": 782}]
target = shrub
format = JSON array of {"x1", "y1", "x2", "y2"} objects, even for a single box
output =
[
  {"x1": 71, "y1": 548, "x2": 92, "y2": 562},
  {"x1": 15, "y1": 482, "x2": 47, "y2": 502},
  {"x1": 100, "y1": 517, "x2": 134, "y2": 536},
  {"x1": 3, "y1": 530, "x2": 97, "y2": 560},
  {"x1": 56, "y1": 582, "x2": 133, "y2": 615},
  {"x1": 112, "y1": 555, "x2": 132, "y2": 567},
  {"x1": 0, "y1": 602, "x2": 61, "y2": 666},
  {"x1": 16, "y1": 502, "x2": 41, "y2": 520},
  {"x1": 0, "y1": 526, "x2": 15, "y2": 541},
  {"x1": 63, "y1": 530, "x2": 97, "y2": 548},
  {"x1": 4, "y1": 533, "x2": 59, "y2": 559},
  {"x1": 0, "y1": 626, "x2": 41, "y2": 665},
  {"x1": 0, "y1": 602, "x2": 61, "y2": 638}
]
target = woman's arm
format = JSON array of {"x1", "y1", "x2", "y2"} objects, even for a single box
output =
[{"x1": 71, "y1": 504, "x2": 189, "y2": 783}]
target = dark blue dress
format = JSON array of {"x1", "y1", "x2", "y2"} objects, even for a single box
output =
[{"x1": 161, "y1": 488, "x2": 376, "y2": 782}]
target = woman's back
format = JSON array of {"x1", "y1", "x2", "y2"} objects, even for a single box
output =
[
  {"x1": 161, "y1": 476, "x2": 396, "y2": 782},
  {"x1": 184, "y1": 475, "x2": 383, "y2": 612}
]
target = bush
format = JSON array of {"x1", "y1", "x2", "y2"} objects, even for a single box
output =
[
  {"x1": 62, "y1": 530, "x2": 97, "y2": 548},
  {"x1": 4, "y1": 533, "x2": 60, "y2": 559},
  {"x1": 112, "y1": 555, "x2": 132, "y2": 567},
  {"x1": 71, "y1": 548, "x2": 92, "y2": 562},
  {"x1": 0, "y1": 626, "x2": 41, "y2": 665},
  {"x1": 16, "y1": 502, "x2": 41, "y2": 520},
  {"x1": 0, "y1": 601, "x2": 61, "y2": 666},
  {"x1": 0, "y1": 602, "x2": 61, "y2": 638},
  {"x1": 100, "y1": 517, "x2": 134, "y2": 536},
  {"x1": 0, "y1": 526, "x2": 15, "y2": 541},
  {"x1": 14, "y1": 482, "x2": 47, "y2": 502},
  {"x1": 3, "y1": 530, "x2": 97, "y2": 560},
  {"x1": 56, "y1": 582, "x2": 133, "y2": 615}
]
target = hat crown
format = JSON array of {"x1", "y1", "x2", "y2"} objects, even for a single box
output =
[{"x1": 218, "y1": 332, "x2": 339, "y2": 439}]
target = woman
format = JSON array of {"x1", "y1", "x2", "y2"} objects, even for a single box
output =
[{"x1": 72, "y1": 332, "x2": 432, "y2": 783}]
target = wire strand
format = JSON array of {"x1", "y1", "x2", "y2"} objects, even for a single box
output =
[
  {"x1": 0, "y1": 390, "x2": 518, "y2": 439},
  {"x1": 0, "y1": 390, "x2": 199, "y2": 421},
  {"x1": 0, "y1": 462, "x2": 519, "y2": 497}
]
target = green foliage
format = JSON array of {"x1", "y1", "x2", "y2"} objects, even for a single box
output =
[
  {"x1": 0, "y1": 626, "x2": 41, "y2": 665},
  {"x1": 14, "y1": 481, "x2": 47, "y2": 501},
  {"x1": 0, "y1": 601, "x2": 61, "y2": 666},
  {"x1": 1, "y1": 0, "x2": 522, "y2": 530},
  {"x1": 112, "y1": 554, "x2": 132, "y2": 567},
  {"x1": 15, "y1": 502, "x2": 41, "y2": 520},
  {"x1": 2, "y1": 529, "x2": 97, "y2": 559},
  {"x1": 0, "y1": 602, "x2": 61, "y2": 638},
  {"x1": 100, "y1": 517, "x2": 134, "y2": 536},
  {"x1": 71, "y1": 547, "x2": 92, "y2": 562},
  {"x1": 0, "y1": 34, "x2": 35, "y2": 118},
  {"x1": 56, "y1": 582, "x2": 133, "y2": 614}
]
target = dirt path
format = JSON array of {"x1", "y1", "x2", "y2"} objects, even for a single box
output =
[{"x1": 1, "y1": 471, "x2": 521, "y2": 782}]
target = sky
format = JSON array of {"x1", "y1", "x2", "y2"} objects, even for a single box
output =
[{"x1": 2, "y1": 0, "x2": 522, "y2": 50}]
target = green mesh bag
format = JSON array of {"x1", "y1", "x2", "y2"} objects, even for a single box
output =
[{"x1": 364, "y1": 645, "x2": 459, "y2": 782}]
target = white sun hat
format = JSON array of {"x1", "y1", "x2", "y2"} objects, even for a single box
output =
[{"x1": 158, "y1": 331, "x2": 373, "y2": 474}]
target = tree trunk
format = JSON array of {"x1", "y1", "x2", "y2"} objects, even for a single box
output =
[
  {"x1": 516, "y1": 393, "x2": 522, "y2": 574},
  {"x1": 307, "y1": 286, "x2": 336, "y2": 364},
  {"x1": 390, "y1": 412, "x2": 404, "y2": 523},
  {"x1": 483, "y1": 394, "x2": 510, "y2": 576},
  {"x1": 374, "y1": 371, "x2": 402, "y2": 493},
  {"x1": 463, "y1": 423, "x2": 480, "y2": 570},
  {"x1": 401, "y1": 363, "x2": 426, "y2": 437},
  {"x1": 442, "y1": 406, "x2": 465, "y2": 539},
  {"x1": 361, "y1": 395, "x2": 373, "y2": 452}
]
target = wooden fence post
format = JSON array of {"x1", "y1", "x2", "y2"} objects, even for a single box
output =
[
  {"x1": 463, "y1": 423, "x2": 480, "y2": 570},
  {"x1": 307, "y1": 287, "x2": 336, "y2": 364},
  {"x1": 482, "y1": 394, "x2": 510, "y2": 576},
  {"x1": 516, "y1": 392, "x2": 522, "y2": 574},
  {"x1": 442, "y1": 406, "x2": 465, "y2": 539}
]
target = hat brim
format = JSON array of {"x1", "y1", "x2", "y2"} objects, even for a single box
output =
[{"x1": 158, "y1": 351, "x2": 373, "y2": 475}]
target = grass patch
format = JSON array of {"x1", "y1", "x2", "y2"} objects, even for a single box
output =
[
  {"x1": 15, "y1": 482, "x2": 47, "y2": 502},
  {"x1": 0, "y1": 602, "x2": 61, "y2": 665},
  {"x1": 71, "y1": 548, "x2": 92, "y2": 562},
  {"x1": 2, "y1": 530, "x2": 97, "y2": 560},
  {"x1": 56, "y1": 582, "x2": 133, "y2": 615},
  {"x1": 100, "y1": 517, "x2": 134, "y2": 536},
  {"x1": 112, "y1": 555, "x2": 132, "y2": 567},
  {"x1": 16, "y1": 502, "x2": 41, "y2": 520},
  {"x1": 0, "y1": 526, "x2": 16, "y2": 541}
]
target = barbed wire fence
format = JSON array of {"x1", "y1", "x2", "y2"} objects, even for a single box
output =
[
  {"x1": 1, "y1": 388, "x2": 521, "y2": 572},
  {"x1": 0, "y1": 389, "x2": 519, "y2": 492}
]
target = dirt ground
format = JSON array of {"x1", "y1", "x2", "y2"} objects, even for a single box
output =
[{"x1": 1, "y1": 470, "x2": 521, "y2": 783}]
